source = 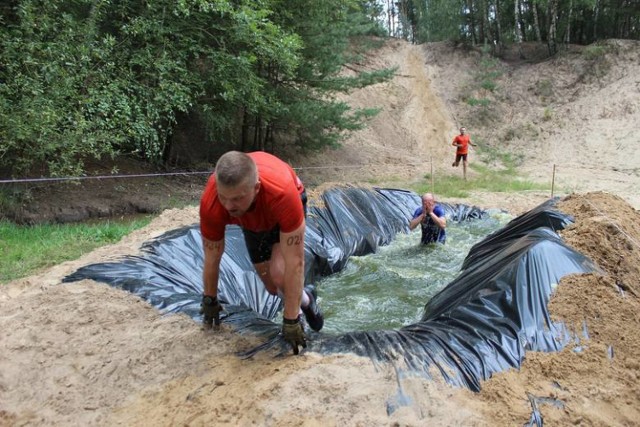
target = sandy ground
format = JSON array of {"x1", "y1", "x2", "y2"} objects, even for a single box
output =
[{"x1": 2, "y1": 39, "x2": 640, "y2": 426}]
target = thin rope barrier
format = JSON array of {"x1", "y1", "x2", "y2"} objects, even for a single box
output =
[
  {"x1": 0, "y1": 163, "x2": 426, "y2": 185},
  {"x1": 0, "y1": 171, "x2": 211, "y2": 184}
]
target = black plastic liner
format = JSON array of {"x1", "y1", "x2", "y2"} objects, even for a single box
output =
[{"x1": 64, "y1": 187, "x2": 596, "y2": 393}]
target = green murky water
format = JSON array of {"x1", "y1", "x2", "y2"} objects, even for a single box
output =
[{"x1": 317, "y1": 210, "x2": 513, "y2": 334}]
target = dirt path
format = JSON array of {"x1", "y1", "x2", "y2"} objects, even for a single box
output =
[
  {"x1": 292, "y1": 39, "x2": 456, "y2": 189},
  {"x1": 2, "y1": 39, "x2": 640, "y2": 426}
]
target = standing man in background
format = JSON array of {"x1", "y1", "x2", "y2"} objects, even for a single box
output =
[
  {"x1": 409, "y1": 193, "x2": 447, "y2": 245},
  {"x1": 451, "y1": 126, "x2": 476, "y2": 180},
  {"x1": 199, "y1": 151, "x2": 324, "y2": 355}
]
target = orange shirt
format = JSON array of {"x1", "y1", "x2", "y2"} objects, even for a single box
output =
[
  {"x1": 200, "y1": 152, "x2": 305, "y2": 241},
  {"x1": 453, "y1": 134, "x2": 471, "y2": 155}
]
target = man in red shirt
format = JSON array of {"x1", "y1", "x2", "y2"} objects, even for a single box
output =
[
  {"x1": 199, "y1": 151, "x2": 323, "y2": 355},
  {"x1": 451, "y1": 126, "x2": 476, "y2": 180}
]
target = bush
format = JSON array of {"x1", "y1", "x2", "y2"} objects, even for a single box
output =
[
  {"x1": 467, "y1": 98, "x2": 491, "y2": 107},
  {"x1": 583, "y1": 45, "x2": 608, "y2": 60}
]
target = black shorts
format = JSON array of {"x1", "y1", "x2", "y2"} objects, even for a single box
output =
[
  {"x1": 242, "y1": 189, "x2": 308, "y2": 263},
  {"x1": 455, "y1": 153, "x2": 468, "y2": 162}
]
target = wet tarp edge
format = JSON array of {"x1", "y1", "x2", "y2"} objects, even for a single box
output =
[{"x1": 63, "y1": 187, "x2": 596, "y2": 393}]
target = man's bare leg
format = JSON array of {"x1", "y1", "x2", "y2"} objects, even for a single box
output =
[
  {"x1": 254, "y1": 262, "x2": 278, "y2": 295},
  {"x1": 254, "y1": 245, "x2": 310, "y2": 306}
]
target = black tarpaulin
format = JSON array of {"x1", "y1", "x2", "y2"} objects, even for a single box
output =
[
  {"x1": 314, "y1": 226, "x2": 596, "y2": 391},
  {"x1": 461, "y1": 198, "x2": 573, "y2": 270},
  {"x1": 64, "y1": 187, "x2": 482, "y2": 320},
  {"x1": 64, "y1": 187, "x2": 596, "y2": 392}
]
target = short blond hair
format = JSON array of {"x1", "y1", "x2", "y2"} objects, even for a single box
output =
[{"x1": 215, "y1": 151, "x2": 257, "y2": 187}]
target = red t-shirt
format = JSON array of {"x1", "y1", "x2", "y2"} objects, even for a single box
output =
[
  {"x1": 453, "y1": 134, "x2": 471, "y2": 155},
  {"x1": 199, "y1": 152, "x2": 305, "y2": 241}
]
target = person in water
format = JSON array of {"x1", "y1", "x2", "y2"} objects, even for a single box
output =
[{"x1": 408, "y1": 192, "x2": 447, "y2": 244}]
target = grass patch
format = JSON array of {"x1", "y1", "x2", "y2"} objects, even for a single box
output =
[
  {"x1": 0, "y1": 216, "x2": 153, "y2": 283},
  {"x1": 467, "y1": 97, "x2": 491, "y2": 107},
  {"x1": 478, "y1": 144, "x2": 526, "y2": 169},
  {"x1": 477, "y1": 56, "x2": 502, "y2": 92},
  {"x1": 417, "y1": 168, "x2": 543, "y2": 198},
  {"x1": 534, "y1": 79, "x2": 554, "y2": 99},
  {"x1": 414, "y1": 146, "x2": 546, "y2": 198},
  {"x1": 480, "y1": 79, "x2": 497, "y2": 91}
]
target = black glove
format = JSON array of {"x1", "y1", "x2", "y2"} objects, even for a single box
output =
[
  {"x1": 200, "y1": 295, "x2": 223, "y2": 327},
  {"x1": 282, "y1": 316, "x2": 307, "y2": 355}
]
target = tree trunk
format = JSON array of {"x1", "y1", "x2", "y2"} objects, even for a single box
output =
[
  {"x1": 266, "y1": 124, "x2": 275, "y2": 153},
  {"x1": 613, "y1": 0, "x2": 624, "y2": 38},
  {"x1": 495, "y1": 0, "x2": 503, "y2": 53},
  {"x1": 577, "y1": 9, "x2": 586, "y2": 44},
  {"x1": 253, "y1": 116, "x2": 261, "y2": 151},
  {"x1": 533, "y1": 1, "x2": 543, "y2": 42},
  {"x1": 515, "y1": 0, "x2": 524, "y2": 59},
  {"x1": 241, "y1": 108, "x2": 250, "y2": 152},
  {"x1": 548, "y1": 0, "x2": 558, "y2": 56},
  {"x1": 481, "y1": 0, "x2": 489, "y2": 46},
  {"x1": 389, "y1": 0, "x2": 396, "y2": 37},
  {"x1": 258, "y1": 120, "x2": 265, "y2": 152},
  {"x1": 387, "y1": 0, "x2": 392, "y2": 36},
  {"x1": 478, "y1": 0, "x2": 484, "y2": 44},
  {"x1": 467, "y1": 0, "x2": 477, "y2": 45},
  {"x1": 593, "y1": 0, "x2": 599, "y2": 41},
  {"x1": 621, "y1": 0, "x2": 632, "y2": 38},
  {"x1": 564, "y1": 0, "x2": 573, "y2": 47},
  {"x1": 518, "y1": 0, "x2": 527, "y2": 42}
]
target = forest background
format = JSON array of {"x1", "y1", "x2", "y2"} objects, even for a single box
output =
[{"x1": 1, "y1": 0, "x2": 638, "y2": 182}]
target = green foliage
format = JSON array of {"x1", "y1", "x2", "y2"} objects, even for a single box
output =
[
  {"x1": 467, "y1": 98, "x2": 491, "y2": 107},
  {"x1": 0, "y1": 0, "x2": 392, "y2": 176},
  {"x1": 582, "y1": 44, "x2": 608, "y2": 60},
  {"x1": 461, "y1": 52, "x2": 503, "y2": 126},
  {"x1": 260, "y1": 0, "x2": 394, "y2": 151},
  {"x1": 0, "y1": 216, "x2": 152, "y2": 283},
  {"x1": 277, "y1": 89, "x2": 382, "y2": 150},
  {"x1": 480, "y1": 80, "x2": 497, "y2": 91},
  {"x1": 395, "y1": 0, "x2": 640, "y2": 47},
  {"x1": 477, "y1": 144, "x2": 525, "y2": 170},
  {"x1": 476, "y1": 56, "x2": 502, "y2": 92},
  {"x1": 0, "y1": 1, "x2": 204, "y2": 175},
  {"x1": 578, "y1": 42, "x2": 613, "y2": 80},
  {"x1": 412, "y1": 0, "x2": 467, "y2": 43},
  {"x1": 0, "y1": 186, "x2": 30, "y2": 216}
]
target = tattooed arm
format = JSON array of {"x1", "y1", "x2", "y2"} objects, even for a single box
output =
[
  {"x1": 279, "y1": 221, "x2": 306, "y2": 321},
  {"x1": 202, "y1": 237, "x2": 225, "y2": 298}
]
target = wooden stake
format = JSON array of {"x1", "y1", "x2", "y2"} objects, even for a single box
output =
[
  {"x1": 551, "y1": 164, "x2": 556, "y2": 197},
  {"x1": 430, "y1": 157, "x2": 434, "y2": 192}
]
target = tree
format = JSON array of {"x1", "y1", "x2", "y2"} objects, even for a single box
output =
[
  {"x1": 0, "y1": 0, "x2": 392, "y2": 177},
  {"x1": 515, "y1": 0, "x2": 525, "y2": 58},
  {"x1": 237, "y1": 0, "x2": 394, "y2": 153}
]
